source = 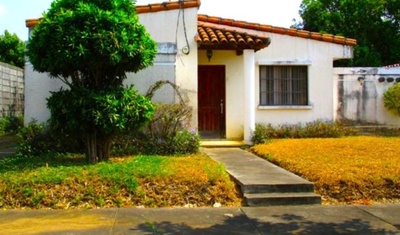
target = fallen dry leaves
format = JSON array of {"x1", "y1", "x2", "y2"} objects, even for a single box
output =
[
  {"x1": 0, "y1": 154, "x2": 242, "y2": 209},
  {"x1": 251, "y1": 136, "x2": 400, "y2": 204}
]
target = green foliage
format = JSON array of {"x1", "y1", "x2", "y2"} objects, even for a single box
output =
[
  {"x1": 26, "y1": 0, "x2": 157, "y2": 88},
  {"x1": 113, "y1": 81, "x2": 200, "y2": 156},
  {"x1": 252, "y1": 120, "x2": 358, "y2": 144},
  {"x1": 47, "y1": 86, "x2": 154, "y2": 135},
  {"x1": 16, "y1": 121, "x2": 84, "y2": 157},
  {"x1": 383, "y1": 83, "x2": 400, "y2": 116},
  {"x1": 0, "y1": 30, "x2": 25, "y2": 68},
  {"x1": 26, "y1": 0, "x2": 157, "y2": 163},
  {"x1": 113, "y1": 103, "x2": 200, "y2": 156},
  {"x1": 3, "y1": 115, "x2": 24, "y2": 135},
  {"x1": 295, "y1": 0, "x2": 400, "y2": 66},
  {"x1": 46, "y1": 86, "x2": 154, "y2": 162},
  {"x1": 16, "y1": 121, "x2": 48, "y2": 156},
  {"x1": 0, "y1": 115, "x2": 23, "y2": 136}
]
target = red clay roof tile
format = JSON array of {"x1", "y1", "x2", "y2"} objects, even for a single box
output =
[
  {"x1": 196, "y1": 22, "x2": 271, "y2": 51},
  {"x1": 198, "y1": 14, "x2": 357, "y2": 46},
  {"x1": 136, "y1": 0, "x2": 201, "y2": 14},
  {"x1": 26, "y1": 1, "x2": 356, "y2": 49}
]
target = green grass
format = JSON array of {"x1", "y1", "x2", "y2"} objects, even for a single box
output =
[{"x1": 0, "y1": 153, "x2": 241, "y2": 209}]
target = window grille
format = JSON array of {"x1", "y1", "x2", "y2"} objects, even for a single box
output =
[{"x1": 260, "y1": 66, "x2": 308, "y2": 106}]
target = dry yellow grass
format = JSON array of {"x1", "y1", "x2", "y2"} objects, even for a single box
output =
[
  {"x1": 251, "y1": 136, "x2": 400, "y2": 204},
  {"x1": 136, "y1": 154, "x2": 242, "y2": 208},
  {"x1": 0, "y1": 154, "x2": 242, "y2": 209}
]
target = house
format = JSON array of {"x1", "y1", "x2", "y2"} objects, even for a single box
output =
[{"x1": 24, "y1": 0, "x2": 356, "y2": 144}]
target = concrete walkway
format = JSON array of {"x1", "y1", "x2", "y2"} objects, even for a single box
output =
[
  {"x1": 203, "y1": 147, "x2": 314, "y2": 188},
  {"x1": 1, "y1": 205, "x2": 399, "y2": 234},
  {"x1": 203, "y1": 148, "x2": 321, "y2": 206}
]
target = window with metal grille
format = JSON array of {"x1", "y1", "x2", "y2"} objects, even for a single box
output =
[{"x1": 260, "y1": 66, "x2": 308, "y2": 106}]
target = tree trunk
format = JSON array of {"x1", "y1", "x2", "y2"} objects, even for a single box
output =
[
  {"x1": 98, "y1": 136, "x2": 112, "y2": 162},
  {"x1": 85, "y1": 132, "x2": 113, "y2": 163},
  {"x1": 86, "y1": 133, "x2": 98, "y2": 164}
]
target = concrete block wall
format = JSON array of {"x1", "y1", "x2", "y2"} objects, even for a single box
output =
[{"x1": 0, "y1": 62, "x2": 24, "y2": 117}]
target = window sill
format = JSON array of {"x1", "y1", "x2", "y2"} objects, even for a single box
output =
[{"x1": 258, "y1": 105, "x2": 313, "y2": 110}]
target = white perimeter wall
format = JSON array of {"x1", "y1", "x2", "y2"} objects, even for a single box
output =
[{"x1": 334, "y1": 67, "x2": 400, "y2": 126}]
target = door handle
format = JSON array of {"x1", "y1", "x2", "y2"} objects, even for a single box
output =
[{"x1": 220, "y1": 99, "x2": 224, "y2": 114}]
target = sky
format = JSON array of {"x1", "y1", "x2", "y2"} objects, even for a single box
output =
[{"x1": 0, "y1": 0, "x2": 302, "y2": 42}]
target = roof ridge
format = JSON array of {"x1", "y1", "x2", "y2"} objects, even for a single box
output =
[
  {"x1": 27, "y1": 0, "x2": 201, "y2": 27},
  {"x1": 136, "y1": 0, "x2": 201, "y2": 14},
  {"x1": 198, "y1": 14, "x2": 357, "y2": 46}
]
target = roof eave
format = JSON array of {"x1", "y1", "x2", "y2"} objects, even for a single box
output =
[{"x1": 26, "y1": 0, "x2": 201, "y2": 28}]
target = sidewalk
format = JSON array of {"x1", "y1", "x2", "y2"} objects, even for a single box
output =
[{"x1": 1, "y1": 204, "x2": 399, "y2": 234}]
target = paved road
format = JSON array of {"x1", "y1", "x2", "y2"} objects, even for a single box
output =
[{"x1": 1, "y1": 205, "x2": 399, "y2": 234}]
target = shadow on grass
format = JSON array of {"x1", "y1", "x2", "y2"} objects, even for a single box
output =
[{"x1": 0, "y1": 153, "x2": 87, "y2": 173}]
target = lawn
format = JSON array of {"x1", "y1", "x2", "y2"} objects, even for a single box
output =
[
  {"x1": 251, "y1": 136, "x2": 400, "y2": 205},
  {"x1": 0, "y1": 153, "x2": 241, "y2": 209}
]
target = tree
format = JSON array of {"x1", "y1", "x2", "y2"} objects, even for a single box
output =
[
  {"x1": 0, "y1": 30, "x2": 25, "y2": 68},
  {"x1": 294, "y1": 0, "x2": 400, "y2": 67},
  {"x1": 26, "y1": 0, "x2": 157, "y2": 163}
]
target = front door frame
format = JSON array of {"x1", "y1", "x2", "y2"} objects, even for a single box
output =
[{"x1": 198, "y1": 65, "x2": 226, "y2": 139}]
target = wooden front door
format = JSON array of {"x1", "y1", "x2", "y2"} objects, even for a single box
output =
[{"x1": 198, "y1": 65, "x2": 226, "y2": 139}]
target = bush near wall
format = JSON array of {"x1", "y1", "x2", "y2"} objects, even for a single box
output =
[
  {"x1": 17, "y1": 103, "x2": 200, "y2": 157},
  {"x1": 251, "y1": 120, "x2": 358, "y2": 144},
  {"x1": 113, "y1": 102, "x2": 200, "y2": 156}
]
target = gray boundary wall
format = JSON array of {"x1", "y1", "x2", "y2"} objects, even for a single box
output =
[{"x1": 0, "y1": 62, "x2": 24, "y2": 117}]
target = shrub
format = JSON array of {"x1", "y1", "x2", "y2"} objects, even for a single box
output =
[
  {"x1": 112, "y1": 103, "x2": 200, "y2": 156},
  {"x1": 16, "y1": 121, "x2": 84, "y2": 157},
  {"x1": 251, "y1": 120, "x2": 358, "y2": 144},
  {"x1": 383, "y1": 83, "x2": 400, "y2": 116},
  {"x1": 0, "y1": 114, "x2": 24, "y2": 136},
  {"x1": 3, "y1": 115, "x2": 24, "y2": 134},
  {"x1": 16, "y1": 121, "x2": 48, "y2": 156}
]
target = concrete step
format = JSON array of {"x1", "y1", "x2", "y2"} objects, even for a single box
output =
[
  {"x1": 200, "y1": 140, "x2": 244, "y2": 148},
  {"x1": 244, "y1": 192, "x2": 322, "y2": 206},
  {"x1": 240, "y1": 183, "x2": 315, "y2": 194},
  {"x1": 204, "y1": 148, "x2": 322, "y2": 206}
]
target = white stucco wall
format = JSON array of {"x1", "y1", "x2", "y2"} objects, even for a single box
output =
[
  {"x1": 25, "y1": 7, "x2": 199, "y2": 126},
  {"x1": 132, "y1": 7, "x2": 199, "y2": 128},
  {"x1": 24, "y1": 63, "x2": 64, "y2": 123},
  {"x1": 199, "y1": 32, "x2": 353, "y2": 139},
  {"x1": 254, "y1": 33, "x2": 353, "y2": 126},
  {"x1": 334, "y1": 67, "x2": 400, "y2": 126}
]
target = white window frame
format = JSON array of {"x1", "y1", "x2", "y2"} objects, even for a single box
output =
[{"x1": 258, "y1": 60, "x2": 312, "y2": 110}]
